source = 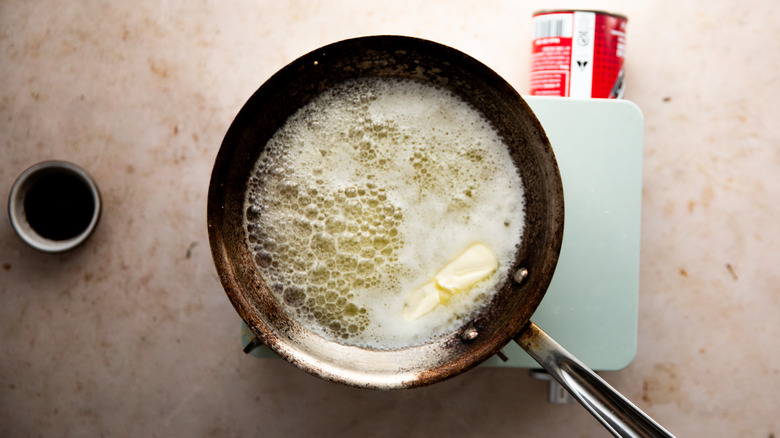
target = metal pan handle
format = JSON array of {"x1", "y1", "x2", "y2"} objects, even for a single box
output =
[{"x1": 514, "y1": 322, "x2": 675, "y2": 438}]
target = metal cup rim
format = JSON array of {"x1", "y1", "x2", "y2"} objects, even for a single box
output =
[{"x1": 8, "y1": 160, "x2": 102, "y2": 253}]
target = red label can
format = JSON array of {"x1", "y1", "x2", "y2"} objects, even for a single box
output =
[{"x1": 530, "y1": 10, "x2": 627, "y2": 98}]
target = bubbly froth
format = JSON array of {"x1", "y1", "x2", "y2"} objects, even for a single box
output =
[{"x1": 244, "y1": 77, "x2": 525, "y2": 349}]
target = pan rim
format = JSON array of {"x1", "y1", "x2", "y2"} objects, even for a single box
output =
[{"x1": 207, "y1": 35, "x2": 564, "y2": 389}]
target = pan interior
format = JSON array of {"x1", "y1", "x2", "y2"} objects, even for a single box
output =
[
  {"x1": 207, "y1": 36, "x2": 564, "y2": 389},
  {"x1": 242, "y1": 76, "x2": 527, "y2": 350}
]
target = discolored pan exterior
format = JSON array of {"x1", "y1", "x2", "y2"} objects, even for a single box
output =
[{"x1": 207, "y1": 36, "x2": 564, "y2": 389}]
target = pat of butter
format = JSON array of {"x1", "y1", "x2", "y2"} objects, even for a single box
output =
[
  {"x1": 435, "y1": 242, "x2": 498, "y2": 293},
  {"x1": 403, "y1": 242, "x2": 498, "y2": 320},
  {"x1": 402, "y1": 281, "x2": 441, "y2": 320}
]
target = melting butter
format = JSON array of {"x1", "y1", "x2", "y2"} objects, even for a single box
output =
[{"x1": 403, "y1": 242, "x2": 498, "y2": 320}]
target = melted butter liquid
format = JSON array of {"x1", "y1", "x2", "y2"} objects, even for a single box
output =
[{"x1": 244, "y1": 77, "x2": 525, "y2": 349}]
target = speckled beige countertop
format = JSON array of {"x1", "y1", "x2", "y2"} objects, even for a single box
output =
[{"x1": 2, "y1": 1, "x2": 779, "y2": 437}]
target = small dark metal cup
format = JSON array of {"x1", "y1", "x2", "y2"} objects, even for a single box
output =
[{"x1": 8, "y1": 161, "x2": 102, "y2": 253}]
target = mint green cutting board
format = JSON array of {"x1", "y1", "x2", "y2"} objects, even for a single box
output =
[{"x1": 482, "y1": 97, "x2": 644, "y2": 370}]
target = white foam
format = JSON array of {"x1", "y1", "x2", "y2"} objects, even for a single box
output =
[{"x1": 244, "y1": 77, "x2": 524, "y2": 349}]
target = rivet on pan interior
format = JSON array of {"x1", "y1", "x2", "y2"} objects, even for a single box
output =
[
  {"x1": 514, "y1": 267, "x2": 528, "y2": 284},
  {"x1": 461, "y1": 327, "x2": 479, "y2": 342}
]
